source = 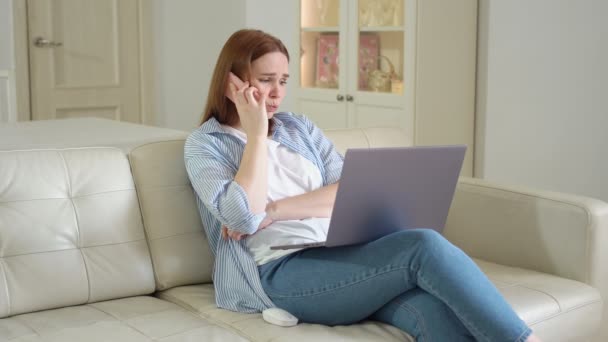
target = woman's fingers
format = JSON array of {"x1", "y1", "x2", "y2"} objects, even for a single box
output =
[
  {"x1": 226, "y1": 82, "x2": 237, "y2": 103},
  {"x1": 233, "y1": 82, "x2": 250, "y2": 105},
  {"x1": 229, "y1": 72, "x2": 245, "y2": 88},
  {"x1": 244, "y1": 86, "x2": 258, "y2": 105},
  {"x1": 222, "y1": 226, "x2": 248, "y2": 241}
]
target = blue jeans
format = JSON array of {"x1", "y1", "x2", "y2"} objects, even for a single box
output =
[{"x1": 258, "y1": 229, "x2": 532, "y2": 342}]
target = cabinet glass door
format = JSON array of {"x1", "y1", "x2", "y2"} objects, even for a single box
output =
[
  {"x1": 357, "y1": 0, "x2": 404, "y2": 94},
  {"x1": 300, "y1": 0, "x2": 341, "y2": 89}
]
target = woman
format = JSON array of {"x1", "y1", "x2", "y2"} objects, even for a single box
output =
[{"x1": 185, "y1": 29, "x2": 541, "y2": 342}]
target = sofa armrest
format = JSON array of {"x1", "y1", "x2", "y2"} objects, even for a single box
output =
[
  {"x1": 444, "y1": 176, "x2": 608, "y2": 341},
  {"x1": 444, "y1": 177, "x2": 608, "y2": 286}
]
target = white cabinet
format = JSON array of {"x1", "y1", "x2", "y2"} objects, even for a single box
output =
[{"x1": 295, "y1": 0, "x2": 477, "y2": 176}]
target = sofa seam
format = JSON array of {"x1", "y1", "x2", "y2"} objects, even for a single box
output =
[
  {"x1": 0, "y1": 146, "x2": 125, "y2": 154},
  {"x1": 360, "y1": 129, "x2": 372, "y2": 147},
  {"x1": 83, "y1": 303, "x2": 160, "y2": 340},
  {"x1": 0, "y1": 238, "x2": 148, "y2": 259},
  {"x1": 149, "y1": 230, "x2": 202, "y2": 242},
  {"x1": 128, "y1": 154, "x2": 164, "y2": 289},
  {"x1": 157, "y1": 291, "x2": 257, "y2": 341},
  {"x1": 528, "y1": 298, "x2": 603, "y2": 326},
  {"x1": 0, "y1": 188, "x2": 137, "y2": 205},
  {"x1": 11, "y1": 315, "x2": 42, "y2": 338},
  {"x1": 57, "y1": 151, "x2": 93, "y2": 303},
  {"x1": 512, "y1": 284, "x2": 563, "y2": 312},
  {"x1": 0, "y1": 259, "x2": 12, "y2": 317},
  {"x1": 129, "y1": 139, "x2": 186, "y2": 154}
]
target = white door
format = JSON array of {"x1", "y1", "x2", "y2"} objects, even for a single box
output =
[{"x1": 27, "y1": 0, "x2": 143, "y2": 122}]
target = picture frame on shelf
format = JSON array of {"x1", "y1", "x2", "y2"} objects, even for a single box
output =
[
  {"x1": 358, "y1": 34, "x2": 380, "y2": 90},
  {"x1": 315, "y1": 34, "x2": 339, "y2": 88},
  {"x1": 314, "y1": 33, "x2": 380, "y2": 90}
]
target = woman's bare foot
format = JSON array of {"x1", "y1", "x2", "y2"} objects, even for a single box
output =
[{"x1": 526, "y1": 334, "x2": 543, "y2": 342}]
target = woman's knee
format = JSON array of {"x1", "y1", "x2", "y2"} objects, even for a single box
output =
[{"x1": 393, "y1": 228, "x2": 448, "y2": 248}]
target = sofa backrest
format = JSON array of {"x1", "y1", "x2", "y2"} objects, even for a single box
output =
[
  {"x1": 129, "y1": 140, "x2": 214, "y2": 290},
  {"x1": 0, "y1": 148, "x2": 155, "y2": 318},
  {"x1": 128, "y1": 127, "x2": 411, "y2": 290}
]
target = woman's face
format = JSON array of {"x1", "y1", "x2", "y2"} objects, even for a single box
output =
[{"x1": 249, "y1": 51, "x2": 289, "y2": 118}]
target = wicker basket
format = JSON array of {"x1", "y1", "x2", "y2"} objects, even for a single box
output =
[{"x1": 367, "y1": 55, "x2": 396, "y2": 92}]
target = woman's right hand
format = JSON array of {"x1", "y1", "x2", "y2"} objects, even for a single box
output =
[{"x1": 227, "y1": 73, "x2": 269, "y2": 138}]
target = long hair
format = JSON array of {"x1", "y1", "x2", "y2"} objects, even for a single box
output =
[{"x1": 200, "y1": 29, "x2": 290, "y2": 127}]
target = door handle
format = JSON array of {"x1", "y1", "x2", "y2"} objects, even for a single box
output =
[
  {"x1": 346, "y1": 95, "x2": 354, "y2": 102},
  {"x1": 336, "y1": 94, "x2": 344, "y2": 102},
  {"x1": 34, "y1": 37, "x2": 63, "y2": 48}
]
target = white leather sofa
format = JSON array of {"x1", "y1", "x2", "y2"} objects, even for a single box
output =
[{"x1": 0, "y1": 119, "x2": 606, "y2": 341}]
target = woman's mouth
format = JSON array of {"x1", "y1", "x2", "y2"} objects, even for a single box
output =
[{"x1": 266, "y1": 104, "x2": 278, "y2": 112}]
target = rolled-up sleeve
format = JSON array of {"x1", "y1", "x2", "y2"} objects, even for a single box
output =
[
  {"x1": 185, "y1": 135, "x2": 265, "y2": 235},
  {"x1": 301, "y1": 115, "x2": 344, "y2": 185}
]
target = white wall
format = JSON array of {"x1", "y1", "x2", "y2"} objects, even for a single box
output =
[
  {"x1": 0, "y1": 0, "x2": 14, "y2": 123},
  {"x1": 476, "y1": 0, "x2": 608, "y2": 202},
  {"x1": 152, "y1": 0, "x2": 246, "y2": 130},
  {"x1": 152, "y1": 1, "x2": 299, "y2": 131},
  {"x1": 0, "y1": 0, "x2": 13, "y2": 69}
]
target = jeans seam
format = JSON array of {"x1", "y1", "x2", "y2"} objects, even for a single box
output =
[
  {"x1": 266, "y1": 265, "x2": 410, "y2": 299},
  {"x1": 417, "y1": 272, "x2": 491, "y2": 342},
  {"x1": 398, "y1": 300, "x2": 428, "y2": 342}
]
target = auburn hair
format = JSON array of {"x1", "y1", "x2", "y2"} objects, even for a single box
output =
[{"x1": 200, "y1": 29, "x2": 290, "y2": 128}]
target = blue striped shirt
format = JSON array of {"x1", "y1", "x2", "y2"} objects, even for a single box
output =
[{"x1": 184, "y1": 112, "x2": 344, "y2": 313}]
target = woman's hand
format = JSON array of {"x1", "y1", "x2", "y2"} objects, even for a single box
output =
[
  {"x1": 221, "y1": 225, "x2": 248, "y2": 241},
  {"x1": 221, "y1": 215, "x2": 272, "y2": 241},
  {"x1": 227, "y1": 73, "x2": 268, "y2": 138}
]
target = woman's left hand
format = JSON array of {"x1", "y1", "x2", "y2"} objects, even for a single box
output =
[
  {"x1": 222, "y1": 216, "x2": 272, "y2": 241},
  {"x1": 222, "y1": 226, "x2": 248, "y2": 241}
]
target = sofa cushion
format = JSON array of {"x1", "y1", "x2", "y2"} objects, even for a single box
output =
[
  {"x1": 0, "y1": 148, "x2": 155, "y2": 318},
  {"x1": 0, "y1": 296, "x2": 247, "y2": 341},
  {"x1": 476, "y1": 259, "x2": 602, "y2": 341},
  {"x1": 129, "y1": 140, "x2": 214, "y2": 290},
  {"x1": 156, "y1": 284, "x2": 412, "y2": 342},
  {"x1": 156, "y1": 258, "x2": 601, "y2": 342}
]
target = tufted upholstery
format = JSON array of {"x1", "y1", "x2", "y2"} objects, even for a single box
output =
[
  {"x1": 0, "y1": 148, "x2": 155, "y2": 318},
  {"x1": 0, "y1": 296, "x2": 248, "y2": 341}
]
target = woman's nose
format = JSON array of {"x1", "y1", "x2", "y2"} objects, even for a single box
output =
[{"x1": 268, "y1": 84, "x2": 280, "y2": 98}]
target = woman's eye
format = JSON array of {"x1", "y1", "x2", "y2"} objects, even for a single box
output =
[
  {"x1": 280, "y1": 80, "x2": 288, "y2": 85},
  {"x1": 259, "y1": 78, "x2": 271, "y2": 83}
]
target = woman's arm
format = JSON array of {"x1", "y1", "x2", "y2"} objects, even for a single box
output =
[
  {"x1": 234, "y1": 136, "x2": 267, "y2": 214},
  {"x1": 266, "y1": 182, "x2": 339, "y2": 221}
]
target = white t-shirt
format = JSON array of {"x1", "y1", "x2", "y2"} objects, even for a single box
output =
[{"x1": 221, "y1": 125, "x2": 330, "y2": 265}]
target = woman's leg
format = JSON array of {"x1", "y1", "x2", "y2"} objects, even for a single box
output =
[
  {"x1": 370, "y1": 287, "x2": 474, "y2": 342},
  {"x1": 258, "y1": 229, "x2": 532, "y2": 342}
]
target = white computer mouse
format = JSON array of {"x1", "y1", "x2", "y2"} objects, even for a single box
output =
[{"x1": 262, "y1": 308, "x2": 299, "y2": 327}]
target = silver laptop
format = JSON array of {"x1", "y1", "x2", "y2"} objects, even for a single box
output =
[{"x1": 270, "y1": 145, "x2": 466, "y2": 250}]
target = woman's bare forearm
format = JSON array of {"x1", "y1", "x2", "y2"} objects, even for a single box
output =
[
  {"x1": 234, "y1": 137, "x2": 267, "y2": 214},
  {"x1": 267, "y1": 183, "x2": 339, "y2": 221}
]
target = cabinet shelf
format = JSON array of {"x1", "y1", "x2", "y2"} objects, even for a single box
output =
[
  {"x1": 296, "y1": 0, "x2": 477, "y2": 177},
  {"x1": 359, "y1": 26, "x2": 405, "y2": 32},
  {"x1": 301, "y1": 26, "x2": 340, "y2": 33}
]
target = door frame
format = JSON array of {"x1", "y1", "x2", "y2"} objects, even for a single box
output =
[{"x1": 12, "y1": 0, "x2": 156, "y2": 125}]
